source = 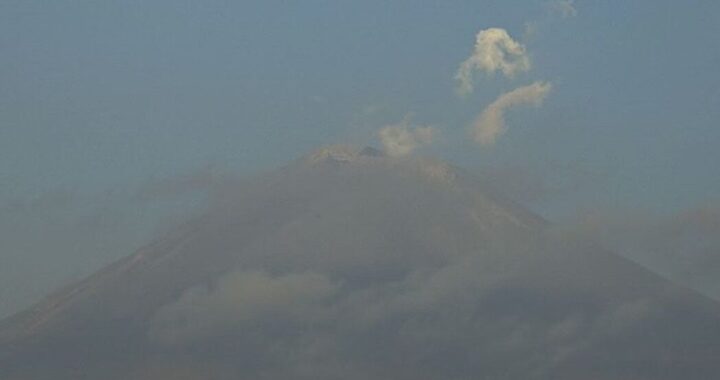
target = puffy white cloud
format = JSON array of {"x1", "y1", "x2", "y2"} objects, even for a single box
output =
[
  {"x1": 472, "y1": 81, "x2": 551, "y2": 145},
  {"x1": 456, "y1": 28, "x2": 531, "y2": 95},
  {"x1": 378, "y1": 119, "x2": 436, "y2": 157}
]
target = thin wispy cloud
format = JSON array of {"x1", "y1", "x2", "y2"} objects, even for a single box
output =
[
  {"x1": 455, "y1": 28, "x2": 530, "y2": 95},
  {"x1": 471, "y1": 81, "x2": 551, "y2": 145},
  {"x1": 549, "y1": 0, "x2": 578, "y2": 18}
]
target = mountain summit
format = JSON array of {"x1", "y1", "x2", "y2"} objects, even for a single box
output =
[{"x1": 2, "y1": 147, "x2": 720, "y2": 379}]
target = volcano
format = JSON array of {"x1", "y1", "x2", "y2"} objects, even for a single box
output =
[{"x1": 2, "y1": 146, "x2": 720, "y2": 379}]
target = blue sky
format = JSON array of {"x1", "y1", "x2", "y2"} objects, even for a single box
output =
[{"x1": 1, "y1": 0, "x2": 719, "y2": 216}]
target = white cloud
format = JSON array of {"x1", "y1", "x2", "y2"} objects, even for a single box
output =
[
  {"x1": 471, "y1": 81, "x2": 552, "y2": 145},
  {"x1": 378, "y1": 119, "x2": 436, "y2": 157},
  {"x1": 455, "y1": 28, "x2": 531, "y2": 95}
]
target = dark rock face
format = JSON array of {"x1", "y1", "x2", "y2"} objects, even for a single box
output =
[{"x1": 2, "y1": 146, "x2": 720, "y2": 379}]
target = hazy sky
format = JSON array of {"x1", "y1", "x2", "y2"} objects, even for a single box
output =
[
  {"x1": 1, "y1": 1, "x2": 720, "y2": 317},
  {"x1": 2, "y1": 0, "x2": 719, "y2": 214}
]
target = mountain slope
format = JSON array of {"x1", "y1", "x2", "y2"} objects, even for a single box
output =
[{"x1": 2, "y1": 146, "x2": 720, "y2": 379}]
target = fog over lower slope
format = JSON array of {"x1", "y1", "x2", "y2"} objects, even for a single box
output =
[{"x1": 2, "y1": 146, "x2": 720, "y2": 380}]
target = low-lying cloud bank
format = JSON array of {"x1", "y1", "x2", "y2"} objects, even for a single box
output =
[{"x1": 150, "y1": 270, "x2": 340, "y2": 345}]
